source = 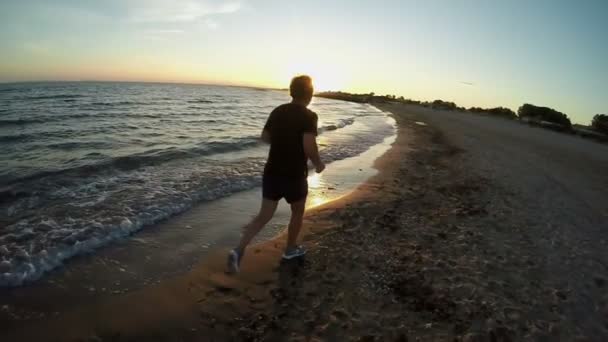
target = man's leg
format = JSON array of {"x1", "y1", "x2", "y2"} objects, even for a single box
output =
[
  {"x1": 236, "y1": 198, "x2": 278, "y2": 253},
  {"x1": 286, "y1": 198, "x2": 306, "y2": 251}
]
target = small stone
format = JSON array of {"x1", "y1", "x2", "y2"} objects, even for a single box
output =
[
  {"x1": 594, "y1": 277, "x2": 606, "y2": 288},
  {"x1": 504, "y1": 307, "x2": 521, "y2": 321},
  {"x1": 462, "y1": 333, "x2": 484, "y2": 342},
  {"x1": 490, "y1": 326, "x2": 513, "y2": 342},
  {"x1": 395, "y1": 333, "x2": 408, "y2": 342},
  {"x1": 87, "y1": 335, "x2": 103, "y2": 342},
  {"x1": 555, "y1": 290, "x2": 567, "y2": 300}
]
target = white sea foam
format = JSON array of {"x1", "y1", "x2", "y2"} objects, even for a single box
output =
[{"x1": 0, "y1": 83, "x2": 395, "y2": 286}]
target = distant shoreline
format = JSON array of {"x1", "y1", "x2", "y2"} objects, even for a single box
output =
[{"x1": 316, "y1": 91, "x2": 608, "y2": 144}]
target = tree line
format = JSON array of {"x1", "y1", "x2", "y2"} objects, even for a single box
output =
[{"x1": 315, "y1": 91, "x2": 607, "y2": 135}]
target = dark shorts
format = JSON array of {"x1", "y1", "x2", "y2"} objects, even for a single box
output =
[{"x1": 262, "y1": 174, "x2": 308, "y2": 204}]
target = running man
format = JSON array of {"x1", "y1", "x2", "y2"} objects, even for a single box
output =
[{"x1": 227, "y1": 75, "x2": 325, "y2": 273}]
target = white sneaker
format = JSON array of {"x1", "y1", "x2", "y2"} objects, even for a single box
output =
[
  {"x1": 227, "y1": 249, "x2": 242, "y2": 273},
  {"x1": 282, "y1": 245, "x2": 307, "y2": 260}
]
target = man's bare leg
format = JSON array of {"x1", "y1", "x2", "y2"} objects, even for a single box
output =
[
  {"x1": 286, "y1": 198, "x2": 306, "y2": 251},
  {"x1": 236, "y1": 198, "x2": 278, "y2": 254}
]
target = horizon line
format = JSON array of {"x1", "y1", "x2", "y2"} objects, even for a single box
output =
[{"x1": 0, "y1": 79, "x2": 289, "y2": 91}]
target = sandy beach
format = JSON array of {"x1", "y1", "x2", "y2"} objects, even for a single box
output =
[{"x1": 2, "y1": 102, "x2": 608, "y2": 341}]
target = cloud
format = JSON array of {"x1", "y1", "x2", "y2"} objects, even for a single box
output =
[
  {"x1": 141, "y1": 29, "x2": 186, "y2": 40},
  {"x1": 204, "y1": 19, "x2": 219, "y2": 30},
  {"x1": 144, "y1": 29, "x2": 185, "y2": 34},
  {"x1": 128, "y1": 1, "x2": 242, "y2": 23},
  {"x1": 460, "y1": 81, "x2": 475, "y2": 86}
]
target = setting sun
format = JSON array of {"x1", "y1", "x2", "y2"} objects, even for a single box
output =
[{"x1": 282, "y1": 60, "x2": 349, "y2": 92}]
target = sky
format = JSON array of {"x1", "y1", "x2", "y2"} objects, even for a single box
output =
[{"x1": 0, "y1": 0, "x2": 606, "y2": 124}]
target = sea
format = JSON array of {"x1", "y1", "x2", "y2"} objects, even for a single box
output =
[{"x1": 0, "y1": 82, "x2": 395, "y2": 287}]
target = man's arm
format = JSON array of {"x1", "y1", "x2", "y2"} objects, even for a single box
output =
[
  {"x1": 261, "y1": 129, "x2": 271, "y2": 144},
  {"x1": 303, "y1": 133, "x2": 325, "y2": 173},
  {"x1": 261, "y1": 108, "x2": 277, "y2": 144}
]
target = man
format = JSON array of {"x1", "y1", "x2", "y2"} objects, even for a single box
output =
[{"x1": 227, "y1": 75, "x2": 325, "y2": 273}]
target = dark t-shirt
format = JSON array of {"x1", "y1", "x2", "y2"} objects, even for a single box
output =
[{"x1": 263, "y1": 103, "x2": 318, "y2": 178}]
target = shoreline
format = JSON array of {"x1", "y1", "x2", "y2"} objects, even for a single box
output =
[
  {"x1": 0, "y1": 108, "x2": 401, "y2": 340},
  {"x1": 5, "y1": 102, "x2": 605, "y2": 340},
  {"x1": 1, "y1": 85, "x2": 393, "y2": 288},
  {"x1": 315, "y1": 92, "x2": 608, "y2": 144}
]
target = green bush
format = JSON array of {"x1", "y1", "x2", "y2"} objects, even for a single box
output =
[
  {"x1": 518, "y1": 104, "x2": 572, "y2": 129},
  {"x1": 592, "y1": 114, "x2": 608, "y2": 135},
  {"x1": 469, "y1": 106, "x2": 516, "y2": 119},
  {"x1": 431, "y1": 99, "x2": 457, "y2": 110}
]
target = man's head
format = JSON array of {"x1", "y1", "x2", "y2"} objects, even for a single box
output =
[{"x1": 290, "y1": 75, "x2": 314, "y2": 105}]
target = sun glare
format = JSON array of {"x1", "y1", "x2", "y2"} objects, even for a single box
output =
[
  {"x1": 307, "y1": 173, "x2": 330, "y2": 208},
  {"x1": 308, "y1": 172, "x2": 322, "y2": 189},
  {"x1": 283, "y1": 61, "x2": 347, "y2": 92}
]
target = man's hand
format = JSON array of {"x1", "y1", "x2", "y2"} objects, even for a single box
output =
[
  {"x1": 315, "y1": 161, "x2": 325, "y2": 173},
  {"x1": 303, "y1": 133, "x2": 324, "y2": 173}
]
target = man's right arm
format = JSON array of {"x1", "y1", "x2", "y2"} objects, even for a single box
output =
[{"x1": 303, "y1": 133, "x2": 325, "y2": 173}]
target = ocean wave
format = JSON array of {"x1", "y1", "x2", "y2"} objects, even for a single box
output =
[
  {"x1": 0, "y1": 83, "x2": 396, "y2": 286},
  {"x1": 0, "y1": 187, "x2": 30, "y2": 204},
  {"x1": 46, "y1": 140, "x2": 115, "y2": 151},
  {"x1": 90, "y1": 101, "x2": 149, "y2": 106},
  {"x1": 3, "y1": 117, "x2": 357, "y2": 180},
  {"x1": 6, "y1": 136, "x2": 262, "y2": 185},
  {"x1": 0, "y1": 164, "x2": 266, "y2": 286},
  {"x1": 180, "y1": 118, "x2": 220, "y2": 124},
  {"x1": 0, "y1": 112, "x2": 102, "y2": 127},
  {"x1": 0, "y1": 124, "x2": 395, "y2": 287},
  {"x1": 1, "y1": 125, "x2": 113, "y2": 144},
  {"x1": 0, "y1": 118, "x2": 48, "y2": 126},
  {"x1": 187, "y1": 99, "x2": 213, "y2": 104},
  {"x1": 16, "y1": 94, "x2": 85, "y2": 100},
  {"x1": 0, "y1": 134, "x2": 27, "y2": 143},
  {"x1": 319, "y1": 117, "x2": 356, "y2": 133}
]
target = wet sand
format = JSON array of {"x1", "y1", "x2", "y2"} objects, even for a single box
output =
[
  {"x1": 3, "y1": 103, "x2": 608, "y2": 341},
  {"x1": 0, "y1": 116, "x2": 396, "y2": 339}
]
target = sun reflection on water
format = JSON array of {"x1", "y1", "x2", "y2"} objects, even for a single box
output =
[
  {"x1": 308, "y1": 172, "x2": 322, "y2": 189},
  {"x1": 307, "y1": 172, "x2": 330, "y2": 208}
]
